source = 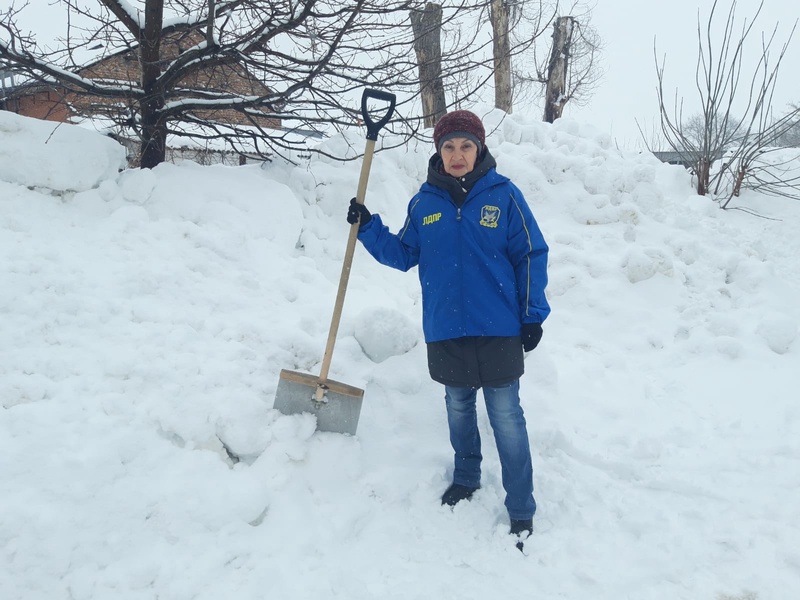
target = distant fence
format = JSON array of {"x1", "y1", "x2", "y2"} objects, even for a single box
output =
[
  {"x1": 166, "y1": 146, "x2": 248, "y2": 166},
  {"x1": 113, "y1": 135, "x2": 250, "y2": 167}
]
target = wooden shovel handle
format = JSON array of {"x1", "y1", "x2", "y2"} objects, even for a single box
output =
[
  {"x1": 317, "y1": 137, "x2": 376, "y2": 392},
  {"x1": 315, "y1": 90, "x2": 395, "y2": 400}
]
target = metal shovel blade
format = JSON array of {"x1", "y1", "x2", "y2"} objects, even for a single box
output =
[{"x1": 274, "y1": 369, "x2": 364, "y2": 435}]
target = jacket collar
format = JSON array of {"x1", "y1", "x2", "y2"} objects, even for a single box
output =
[{"x1": 426, "y1": 148, "x2": 498, "y2": 206}]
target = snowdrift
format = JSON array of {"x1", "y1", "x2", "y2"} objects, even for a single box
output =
[{"x1": 1, "y1": 111, "x2": 798, "y2": 600}]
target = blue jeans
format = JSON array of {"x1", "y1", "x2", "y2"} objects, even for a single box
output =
[{"x1": 444, "y1": 379, "x2": 536, "y2": 520}]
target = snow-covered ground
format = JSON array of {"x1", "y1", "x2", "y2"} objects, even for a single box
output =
[{"x1": 1, "y1": 110, "x2": 798, "y2": 600}]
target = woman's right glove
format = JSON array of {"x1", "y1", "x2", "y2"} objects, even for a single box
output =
[{"x1": 347, "y1": 198, "x2": 372, "y2": 226}]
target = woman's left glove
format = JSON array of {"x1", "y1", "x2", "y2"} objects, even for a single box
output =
[
  {"x1": 347, "y1": 198, "x2": 372, "y2": 226},
  {"x1": 521, "y1": 323, "x2": 543, "y2": 352}
]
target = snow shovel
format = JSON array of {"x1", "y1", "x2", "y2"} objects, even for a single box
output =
[{"x1": 273, "y1": 88, "x2": 396, "y2": 435}]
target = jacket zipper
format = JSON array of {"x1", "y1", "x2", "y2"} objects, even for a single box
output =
[
  {"x1": 456, "y1": 179, "x2": 468, "y2": 221},
  {"x1": 455, "y1": 190, "x2": 465, "y2": 335}
]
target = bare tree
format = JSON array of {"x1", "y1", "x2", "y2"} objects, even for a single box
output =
[
  {"x1": 437, "y1": 1, "x2": 599, "y2": 117},
  {"x1": 405, "y1": 0, "x2": 601, "y2": 124},
  {"x1": 410, "y1": 3, "x2": 447, "y2": 128},
  {"x1": 719, "y1": 147, "x2": 800, "y2": 205},
  {"x1": 718, "y1": 98, "x2": 800, "y2": 205},
  {"x1": 1, "y1": 0, "x2": 442, "y2": 168},
  {"x1": 487, "y1": 0, "x2": 558, "y2": 113},
  {"x1": 774, "y1": 103, "x2": 800, "y2": 148},
  {"x1": 489, "y1": 0, "x2": 512, "y2": 113},
  {"x1": 682, "y1": 111, "x2": 742, "y2": 149},
  {"x1": 654, "y1": 0, "x2": 798, "y2": 200},
  {"x1": 2, "y1": 0, "x2": 604, "y2": 165},
  {"x1": 516, "y1": 3, "x2": 602, "y2": 121},
  {"x1": 435, "y1": 14, "x2": 496, "y2": 112},
  {"x1": 542, "y1": 16, "x2": 573, "y2": 122},
  {"x1": 424, "y1": 0, "x2": 557, "y2": 114},
  {"x1": 714, "y1": 14, "x2": 800, "y2": 206},
  {"x1": 634, "y1": 116, "x2": 670, "y2": 154}
]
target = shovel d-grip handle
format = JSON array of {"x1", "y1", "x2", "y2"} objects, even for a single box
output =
[
  {"x1": 315, "y1": 89, "x2": 396, "y2": 401},
  {"x1": 361, "y1": 89, "x2": 396, "y2": 141},
  {"x1": 355, "y1": 89, "x2": 395, "y2": 204}
]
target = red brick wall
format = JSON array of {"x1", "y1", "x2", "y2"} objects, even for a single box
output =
[
  {"x1": 10, "y1": 90, "x2": 71, "y2": 122},
  {"x1": 11, "y1": 30, "x2": 279, "y2": 129},
  {"x1": 71, "y1": 30, "x2": 280, "y2": 129}
]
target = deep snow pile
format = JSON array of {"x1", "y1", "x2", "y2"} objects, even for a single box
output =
[{"x1": 1, "y1": 109, "x2": 798, "y2": 600}]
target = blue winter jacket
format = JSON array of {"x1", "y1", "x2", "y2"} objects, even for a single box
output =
[{"x1": 357, "y1": 166, "x2": 550, "y2": 343}]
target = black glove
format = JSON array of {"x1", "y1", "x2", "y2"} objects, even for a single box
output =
[
  {"x1": 521, "y1": 323, "x2": 543, "y2": 352},
  {"x1": 347, "y1": 198, "x2": 372, "y2": 227}
]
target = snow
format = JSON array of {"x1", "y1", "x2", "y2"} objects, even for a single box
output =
[
  {"x1": 115, "y1": 0, "x2": 145, "y2": 29},
  {"x1": 1, "y1": 110, "x2": 799, "y2": 600},
  {"x1": 0, "y1": 111, "x2": 126, "y2": 191}
]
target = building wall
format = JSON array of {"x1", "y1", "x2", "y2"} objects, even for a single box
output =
[
  {"x1": 70, "y1": 30, "x2": 279, "y2": 129},
  {"x1": 7, "y1": 89, "x2": 71, "y2": 122},
  {"x1": 7, "y1": 29, "x2": 279, "y2": 129}
]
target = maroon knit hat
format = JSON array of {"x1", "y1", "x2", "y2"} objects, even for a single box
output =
[{"x1": 433, "y1": 110, "x2": 486, "y2": 153}]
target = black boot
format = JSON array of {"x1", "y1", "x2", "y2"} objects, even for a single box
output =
[
  {"x1": 510, "y1": 518, "x2": 533, "y2": 535},
  {"x1": 441, "y1": 483, "x2": 479, "y2": 507},
  {"x1": 510, "y1": 518, "x2": 533, "y2": 551}
]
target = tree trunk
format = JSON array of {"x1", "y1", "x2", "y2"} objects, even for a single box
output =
[
  {"x1": 410, "y1": 3, "x2": 446, "y2": 128},
  {"x1": 139, "y1": 0, "x2": 166, "y2": 169},
  {"x1": 732, "y1": 165, "x2": 745, "y2": 197},
  {"x1": 696, "y1": 157, "x2": 710, "y2": 195},
  {"x1": 543, "y1": 16, "x2": 574, "y2": 123},
  {"x1": 490, "y1": 0, "x2": 512, "y2": 113}
]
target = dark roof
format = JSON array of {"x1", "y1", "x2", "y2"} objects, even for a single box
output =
[{"x1": 652, "y1": 151, "x2": 688, "y2": 163}]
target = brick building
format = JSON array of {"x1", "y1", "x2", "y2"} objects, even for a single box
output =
[{"x1": 1, "y1": 30, "x2": 280, "y2": 130}]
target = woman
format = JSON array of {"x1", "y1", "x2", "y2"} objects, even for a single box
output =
[{"x1": 347, "y1": 110, "x2": 550, "y2": 545}]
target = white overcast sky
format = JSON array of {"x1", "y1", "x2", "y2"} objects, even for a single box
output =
[
  {"x1": 5, "y1": 0, "x2": 798, "y2": 150},
  {"x1": 576, "y1": 0, "x2": 800, "y2": 148}
]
